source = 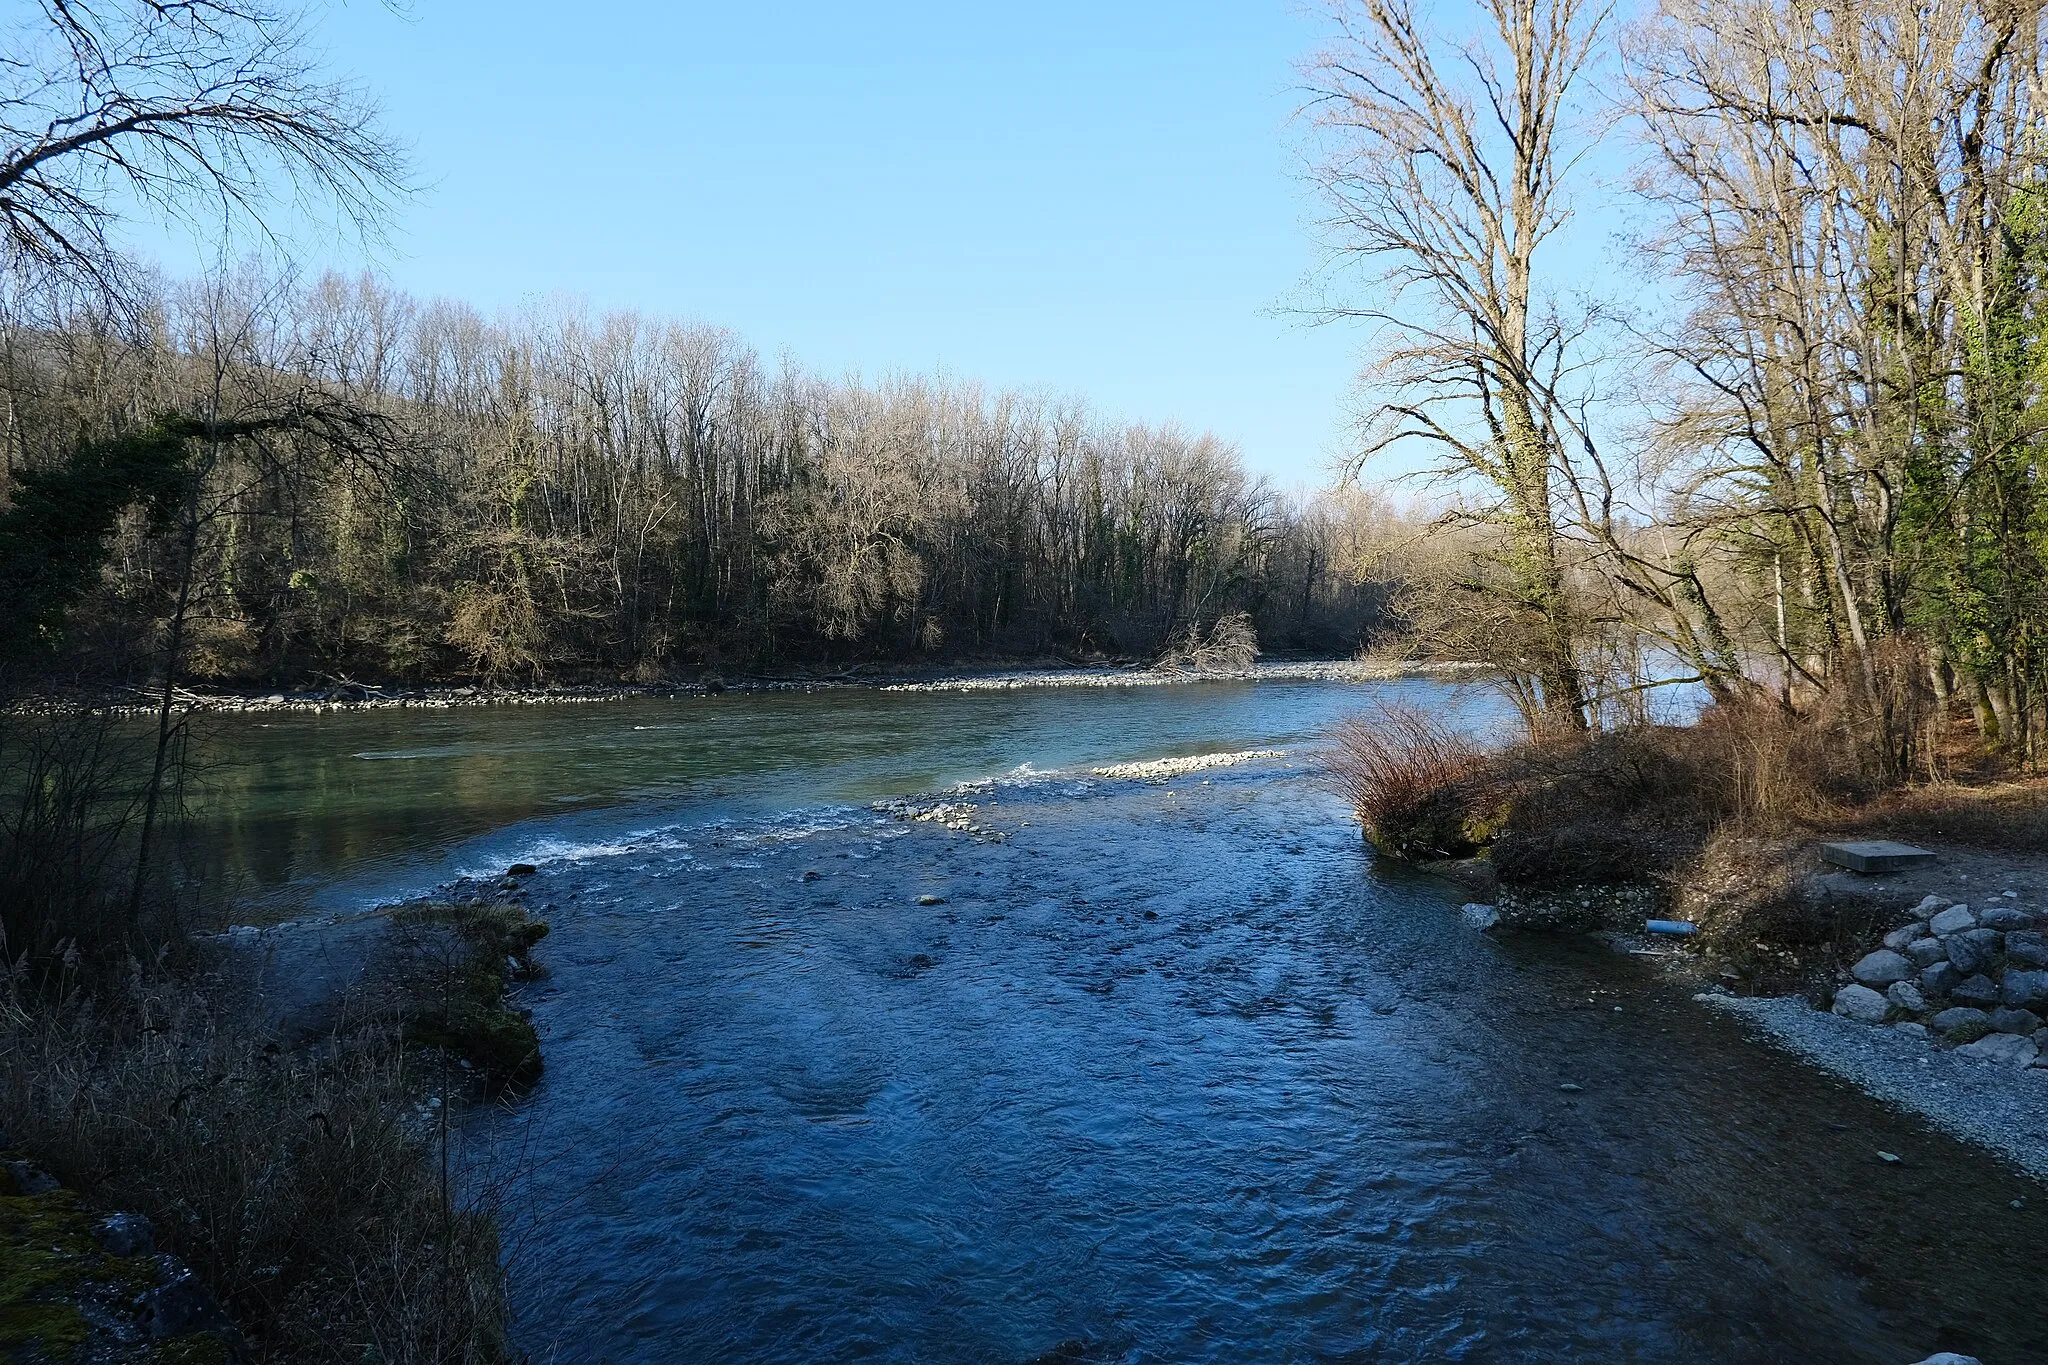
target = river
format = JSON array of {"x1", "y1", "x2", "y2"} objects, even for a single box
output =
[{"x1": 189, "y1": 678, "x2": 2048, "y2": 1363}]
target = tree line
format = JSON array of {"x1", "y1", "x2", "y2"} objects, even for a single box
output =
[{"x1": 0, "y1": 270, "x2": 1386, "y2": 688}]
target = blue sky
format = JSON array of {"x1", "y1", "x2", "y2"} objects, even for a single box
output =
[{"x1": 141, "y1": 0, "x2": 1375, "y2": 486}]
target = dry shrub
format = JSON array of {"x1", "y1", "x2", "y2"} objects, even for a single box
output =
[
  {"x1": 0, "y1": 979, "x2": 511, "y2": 1363},
  {"x1": 1333, "y1": 697, "x2": 1890, "y2": 907},
  {"x1": 1486, "y1": 725, "x2": 1723, "y2": 891},
  {"x1": 1482, "y1": 699, "x2": 1894, "y2": 893},
  {"x1": 1691, "y1": 696, "x2": 1891, "y2": 828},
  {"x1": 1329, "y1": 704, "x2": 1501, "y2": 860},
  {"x1": 0, "y1": 709, "x2": 192, "y2": 972},
  {"x1": 1159, "y1": 611, "x2": 1260, "y2": 675},
  {"x1": 1674, "y1": 830, "x2": 1894, "y2": 985}
]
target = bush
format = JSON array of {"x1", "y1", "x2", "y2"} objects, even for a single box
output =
[
  {"x1": 386, "y1": 902, "x2": 548, "y2": 1091},
  {"x1": 1337, "y1": 699, "x2": 1889, "y2": 896},
  {"x1": 1329, "y1": 705, "x2": 1503, "y2": 860},
  {"x1": 0, "y1": 978, "x2": 513, "y2": 1363}
]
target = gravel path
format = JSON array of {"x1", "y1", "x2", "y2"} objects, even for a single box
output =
[{"x1": 1702, "y1": 992, "x2": 2048, "y2": 1179}]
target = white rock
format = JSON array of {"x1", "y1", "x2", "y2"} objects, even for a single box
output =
[
  {"x1": 1912, "y1": 894, "x2": 1953, "y2": 915},
  {"x1": 1929, "y1": 905, "x2": 1978, "y2": 936},
  {"x1": 1831, "y1": 984, "x2": 1890, "y2": 1024},
  {"x1": 1957, "y1": 1032, "x2": 2040, "y2": 1067},
  {"x1": 1460, "y1": 902, "x2": 1500, "y2": 931}
]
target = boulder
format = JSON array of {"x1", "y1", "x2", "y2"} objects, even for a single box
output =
[
  {"x1": 96, "y1": 1211, "x2": 153, "y2": 1256},
  {"x1": 139, "y1": 1265, "x2": 235, "y2": 1340},
  {"x1": 1988, "y1": 1007, "x2": 2043, "y2": 1036},
  {"x1": 1883, "y1": 922, "x2": 1927, "y2": 951},
  {"x1": 2, "y1": 1160, "x2": 58, "y2": 1196},
  {"x1": 1885, "y1": 980, "x2": 1927, "y2": 1013},
  {"x1": 1460, "y1": 902, "x2": 1500, "y2": 931},
  {"x1": 1920, "y1": 961, "x2": 1962, "y2": 995},
  {"x1": 2006, "y1": 931, "x2": 2048, "y2": 968},
  {"x1": 1951, "y1": 974, "x2": 2001, "y2": 1007},
  {"x1": 1930, "y1": 905, "x2": 1978, "y2": 936},
  {"x1": 1850, "y1": 949, "x2": 1914, "y2": 986},
  {"x1": 1905, "y1": 937, "x2": 1948, "y2": 967},
  {"x1": 1830, "y1": 984, "x2": 1890, "y2": 1024},
  {"x1": 1959, "y1": 1032, "x2": 2040, "y2": 1067},
  {"x1": 1930, "y1": 1006, "x2": 1992, "y2": 1039},
  {"x1": 2003, "y1": 969, "x2": 2048, "y2": 1009},
  {"x1": 1979, "y1": 906, "x2": 2035, "y2": 931},
  {"x1": 1946, "y1": 928, "x2": 2005, "y2": 976},
  {"x1": 1908, "y1": 1354, "x2": 1986, "y2": 1365},
  {"x1": 1911, "y1": 893, "x2": 1954, "y2": 916}
]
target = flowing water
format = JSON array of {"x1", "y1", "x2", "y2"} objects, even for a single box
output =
[{"x1": 191, "y1": 680, "x2": 2048, "y2": 1363}]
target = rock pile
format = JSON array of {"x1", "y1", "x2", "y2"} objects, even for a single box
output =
[{"x1": 1832, "y1": 894, "x2": 2048, "y2": 1067}]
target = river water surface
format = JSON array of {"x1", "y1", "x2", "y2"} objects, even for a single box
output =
[{"x1": 193, "y1": 680, "x2": 2048, "y2": 1363}]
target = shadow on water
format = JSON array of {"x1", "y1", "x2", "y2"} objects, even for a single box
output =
[{"x1": 476, "y1": 762, "x2": 2046, "y2": 1364}]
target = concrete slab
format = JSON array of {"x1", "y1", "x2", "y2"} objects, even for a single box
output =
[{"x1": 1820, "y1": 840, "x2": 1938, "y2": 874}]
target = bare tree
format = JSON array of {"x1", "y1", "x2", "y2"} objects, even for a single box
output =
[
  {"x1": 0, "y1": 0, "x2": 405, "y2": 299},
  {"x1": 1302, "y1": 0, "x2": 1611, "y2": 732}
]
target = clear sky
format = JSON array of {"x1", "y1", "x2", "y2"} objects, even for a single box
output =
[{"x1": 142, "y1": 0, "x2": 1368, "y2": 487}]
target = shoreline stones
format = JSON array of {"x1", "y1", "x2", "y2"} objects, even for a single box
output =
[
  {"x1": 1959, "y1": 1032, "x2": 2040, "y2": 1067},
  {"x1": 1930, "y1": 904, "x2": 1978, "y2": 936},
  {"x1": 1882, "y1": 922, "x2": 1927, "y2": 951},
  {"x1": 2003, "y1": 970, "x2": 2048, "y2": 1008},
  {"x1": 1829, "y1": 893, "x2": 2048, "y2": 1063},
  {"x1": 1831, "y1": 984, "x2": 1890, "y2": 1023},
  {"x1": 1460, "y1": 902, "x2": 1501, "y2": 931},
  {"x1": 1851, "y1": 949, "x2": 1913, "y2": 985}
]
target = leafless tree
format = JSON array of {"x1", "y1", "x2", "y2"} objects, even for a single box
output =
[
  {"x1": 0, "y1": 0, "x2": 405, "y2": 300},
  {"x1": 1302, "y1": 0, "x2": 1612, "y2": 732}
]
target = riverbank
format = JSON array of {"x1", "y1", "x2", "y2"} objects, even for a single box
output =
[
  {"x1": 1444, "y1": 777, "x2": 2048, "y2": 1181},
  {"x1": 1693, "y1": 834, "x2": 2048, "y2": 1179},
  {"x1": 0, "y1": 894, "x2": 548, "y2": 1361},
  {"x1": 41, "y1": 656, "x2": 1480, "y2": 716}
]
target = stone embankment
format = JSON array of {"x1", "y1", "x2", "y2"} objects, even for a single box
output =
[{"x1": 1827, "y1": 894, "x2": 2048, "y2": 1061}]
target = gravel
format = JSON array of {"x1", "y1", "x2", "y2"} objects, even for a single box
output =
[{"x1": 1700, "y1": 993, "x2": 2048, "y2": 1179}]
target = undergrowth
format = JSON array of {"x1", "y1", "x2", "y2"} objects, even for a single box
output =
[
  {"x1": 1331, "y1": 695, "x2": 1997, "y2": 953},
  {"x1": 0, "y1": 968, "x2": 517, "y2": 1363}
]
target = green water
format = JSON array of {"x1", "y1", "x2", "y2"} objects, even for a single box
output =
[{"x1": 181, "y1": 677, "x2": 1483, "y2": 914}]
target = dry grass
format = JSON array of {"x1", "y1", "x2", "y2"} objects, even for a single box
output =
[
  {"x1": 1853, "y1": 776, "x2": 2048, "y2": 849},
  {"x1": 1328, "y1": 704, "x2": 1502, "y2": 860},
  {"x1": 0, "y1": 975, "x2": 513, "y2": 1363},
  {"x1": 1334, "y1": 698, "x2": 1901, "y2": 896}
]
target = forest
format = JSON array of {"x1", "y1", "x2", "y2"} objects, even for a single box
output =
[{"x1": 0, "y1": 272, "x2": 1385, "y2": 692}]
